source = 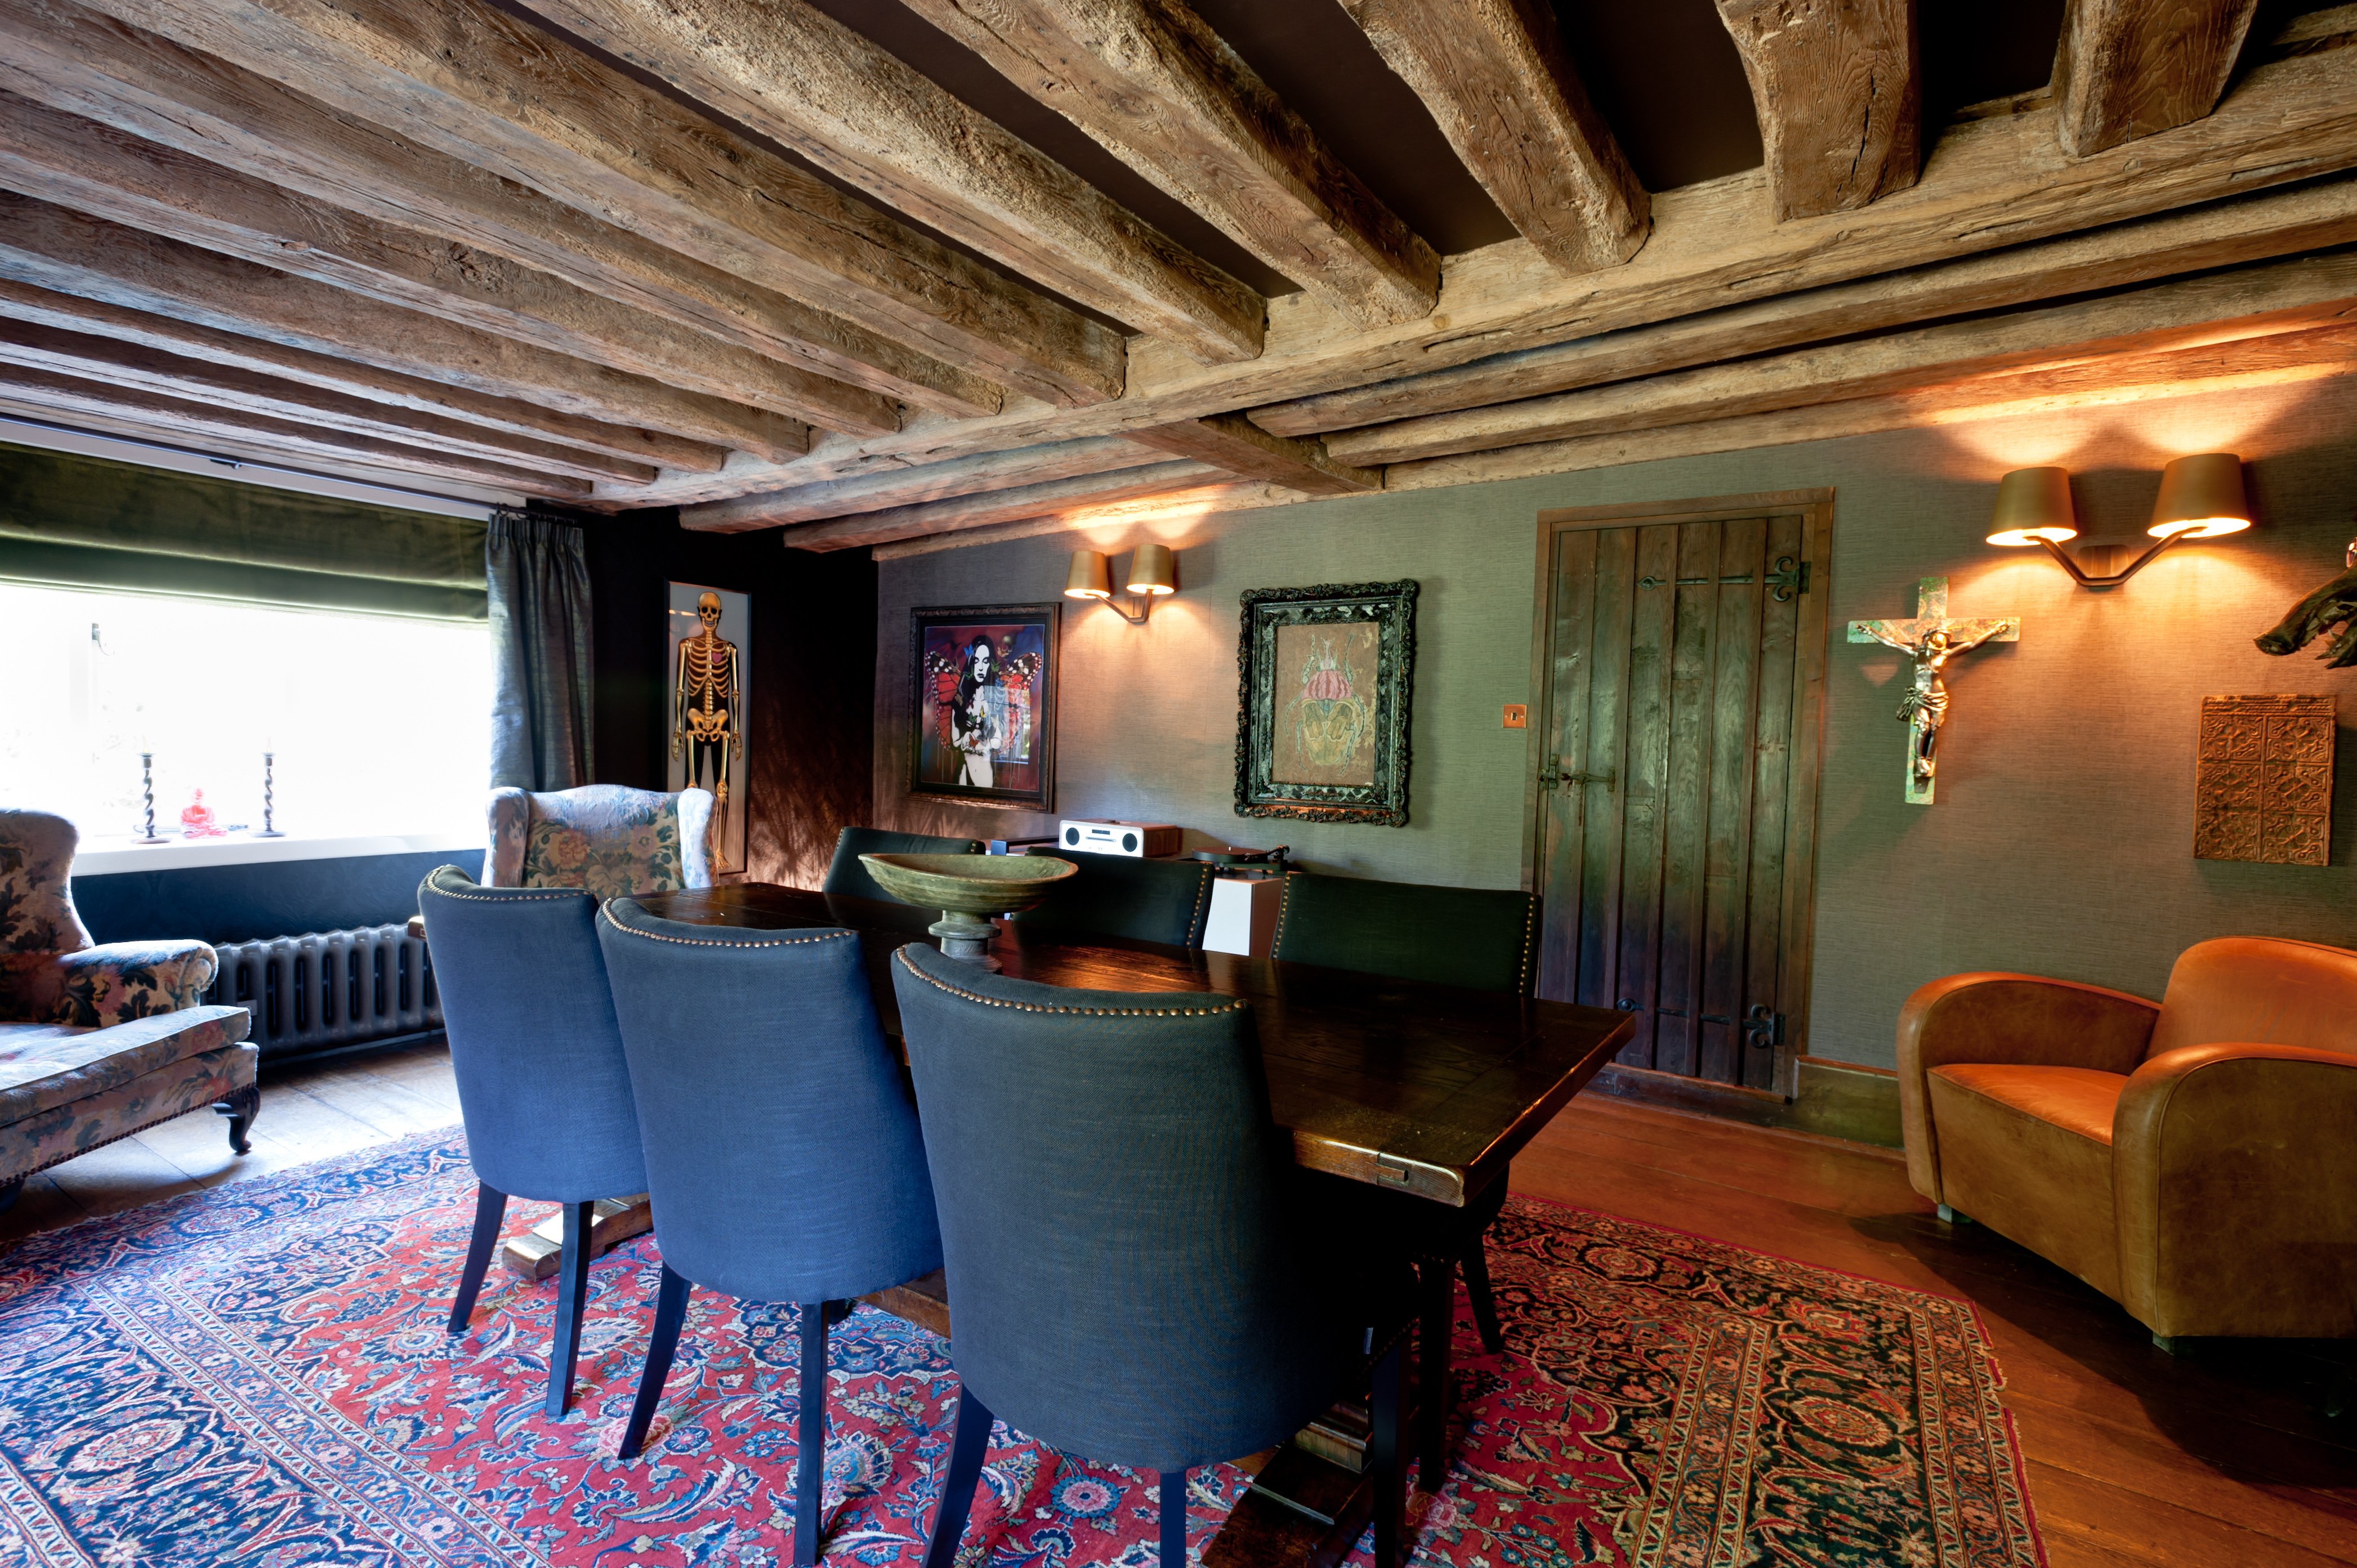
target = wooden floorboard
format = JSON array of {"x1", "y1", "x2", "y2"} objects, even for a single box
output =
[
  {"x1": 2, "y1": 1047, "x2": 2349, "y2": 1564},
  {"x1": 1514, "y1": 1096, "x2": 2357, "y2": 1567}
]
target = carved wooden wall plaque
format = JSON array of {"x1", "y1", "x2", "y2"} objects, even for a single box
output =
[{"x1": 2194, "y1": 695, "x2": 2336, "y2": 865}]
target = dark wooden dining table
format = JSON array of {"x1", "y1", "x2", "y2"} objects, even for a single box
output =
[{"x1": 632, "y1": 881, "x2": 1634, "y2": 1568}]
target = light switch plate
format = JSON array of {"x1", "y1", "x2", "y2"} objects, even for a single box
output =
[{"x1": 1502, "y1": 704, "x2": 1527, "y2": 729}]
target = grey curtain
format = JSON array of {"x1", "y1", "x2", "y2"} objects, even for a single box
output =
[{"x1": 488, "y1": 509, "x2": 594, "y2": 790}]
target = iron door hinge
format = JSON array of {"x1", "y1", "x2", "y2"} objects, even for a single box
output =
[{"x1": 1743, "y1": 1004, "x2": 1786, "y2": 1052}]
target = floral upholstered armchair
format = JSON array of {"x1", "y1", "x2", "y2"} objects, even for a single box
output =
[
  {"x1": 0, "y1": 809, "x2": 257, "y2": 1209},
  {"x1": 484, "y1": 785, "x2": 716, "y2": 900}
]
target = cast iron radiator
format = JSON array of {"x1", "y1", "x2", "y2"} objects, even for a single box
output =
[{"x1": 200, "y1": 924, "x2": 443, "y2": 1061}]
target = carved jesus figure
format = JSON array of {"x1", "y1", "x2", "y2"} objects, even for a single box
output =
[
  {"x1": 672, "y1": 592, "x2": 740, "y2": 870},
  {"x1": 1856, "y1": 622, "x2": 2009, "y2": 788}
]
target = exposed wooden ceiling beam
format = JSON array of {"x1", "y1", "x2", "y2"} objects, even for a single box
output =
[
  {"x1": 898, "y1": 0, "x2": 1438, "y2": 330},
  {"x1": 1250, "y1": 175, "x2": 2357, "y2": 437},
  {"x1": 681, "y1": 436, "x2": 1168, "y2": 533},
  {"x1": 1714, "y1": 0, "x2": 1918, "y2": 220},
  {"x1": 0, "y1": 360, "x2": 593, "y2": 497},
  {"x1": 81, "y1": 0, "x2": 1126, "y2": 410},
  {"x1": 0, "y1": 0, "x2": 1002, "y2": 421},
  {"x1": 1392, "y1": 318, "x2": 2357, "y2": 491},
  {"x1": 0, "y1": 274, "x2": 728, "y2": 473},
  {"x1": 758, "y1": 44, "x2": 2357, "y2": 482},
  {"x1": 2055, "y1": 0, "x2": 2262, "y2": 158},
  {"x1": 772, "y1": 460, "x2": 1224, "y2": 551},
  {"x1": 1324, "y1": 251, "x2": 2357, "y2": 464},
  {"x1": 512, "y1": 0, "x2": 1265, "y2": 363},
  {"x1": 1338, "y1": 0, "x2": 1648, "y2": 275},
  {"x1": 869, "y1": 479, "x2": 1267, "y2": 559},
  {"x1": 0, "y1": 195, "x2": 810, "y2": 462},
  {"x1": 0, "y1": 316, "x2": 654, "y2": 486},
  {"x1": 0, "y1": 93, "x2": 901, "y2": 439},
  {"x1": 1125, "y1": 413, "x2": 1380, "y2": 495}
]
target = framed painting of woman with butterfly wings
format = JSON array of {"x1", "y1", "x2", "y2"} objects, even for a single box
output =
[{"x1": 907, "y1": 602, "x2": 1059, "y2": 809}]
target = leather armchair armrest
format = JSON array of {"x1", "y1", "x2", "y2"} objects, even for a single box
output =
[
  {"x1": 2113, "y1": 1043, "x2": 2357, "y2": 1339},
  {"x1": 1896, "y1": 972, "x2": 2159, "y2": 1204}
]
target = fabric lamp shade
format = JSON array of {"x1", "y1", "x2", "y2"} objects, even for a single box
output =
[
  {"x1": 2148, "y1": 453, "x2": 2251, "y2": 538},
  {"x1": 1986, "y1": 466, "x2": 2078, "y2": 546},
  {"x1": 1126, "y1": 543, "x2": 1176, "y2": 595},
  {"x1": 1063, "y1": 550, "x2": 1112, "y2": 599}
]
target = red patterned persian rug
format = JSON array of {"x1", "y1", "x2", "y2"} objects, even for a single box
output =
[{"x1": 0, "y1": 1131, "x2": 2044, "y2": 1567}]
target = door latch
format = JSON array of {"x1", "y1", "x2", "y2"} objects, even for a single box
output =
[
  {"x1": 1743, "y1": 1004, "x2": 1786, "y2": 1052},
  {"x1": 1538, "y1": 759, "x2": 1617, "y2": 791}
]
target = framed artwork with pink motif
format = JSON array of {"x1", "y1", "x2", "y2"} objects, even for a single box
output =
[
  {"x1": 1234, "y1": 580, "x2": 1418, "y2": 826},
  {"x1": 907, "y1": 603, "x2": 1059, "y2": 810}
]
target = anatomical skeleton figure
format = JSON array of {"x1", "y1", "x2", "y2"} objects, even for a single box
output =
[{"x1": 672, "y1": 591, "x2": 740, "y2": 871}]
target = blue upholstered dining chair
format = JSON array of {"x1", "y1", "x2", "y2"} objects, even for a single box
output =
[
  {"x1": 416, "y1": 865, "x2": 649, "y2": 1420},
  {"x1": 1273, "y1": 872, "x2": 1539, "y2": 1485},
  {"x1": 890, "y1": 941, "x2": 1409, "y2": 1568},
  {"x1": 822, "y1": 826, "x2": 983, "y2": 906},
  {"x1": 1008, "y1": 849, "x2": 1217, "y2": 947},
  {"x1": 596, "y1": 899, "x2": 943, "y2": 1568}
]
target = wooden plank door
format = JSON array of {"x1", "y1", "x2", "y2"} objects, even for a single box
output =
[{"x1": 1525, "y1": 492, "x2": 1832, "y2": 1093}]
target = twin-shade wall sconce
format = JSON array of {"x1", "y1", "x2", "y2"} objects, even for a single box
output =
[
  {"x1": 1064, "y1": 544, "x2": 1177, "y2": 624},
  {"x1": 1987, "y1": 452, "x2": 2251, "y2": 588}
]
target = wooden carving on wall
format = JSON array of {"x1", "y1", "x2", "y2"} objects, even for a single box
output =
[{"x1": 2194, "y1": 695, "x2": 2336, "y2": 866}]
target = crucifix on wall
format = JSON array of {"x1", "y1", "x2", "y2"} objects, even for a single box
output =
[{"x1": 1847, "y1": 577, "x2": 2020, "y2": 805}]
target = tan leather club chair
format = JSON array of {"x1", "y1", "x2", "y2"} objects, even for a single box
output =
[{"x1": 1899, "y1": 937, "x2": 2357, "y2": 1347}]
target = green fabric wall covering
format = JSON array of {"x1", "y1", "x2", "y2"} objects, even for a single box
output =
[{"x1": 0, "y1": 440, "x2": 488, "y2": 620}]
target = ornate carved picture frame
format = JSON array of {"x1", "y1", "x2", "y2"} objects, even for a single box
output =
[
  {"x1": 907, "y1": 602, "x2": 1059, "y2": 811},
  {"x1": 1234, "y1": 580, "x2": 1417, "y2": 826}
]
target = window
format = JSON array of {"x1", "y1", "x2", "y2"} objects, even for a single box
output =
[{"x1": 0, "y1": 583, "x2": 491, "y2": 844}]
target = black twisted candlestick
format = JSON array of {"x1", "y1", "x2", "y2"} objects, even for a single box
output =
[
  {"x1": 133, "y1": 751, "x2": 167, "y2": 843},
  {"x1": 255, "y1": 751, "x2": 284, "y2": 837}
]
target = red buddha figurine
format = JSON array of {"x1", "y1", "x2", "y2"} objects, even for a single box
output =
[{"x1": 180, "y1": 788, "x2": 224, "y2": 838}]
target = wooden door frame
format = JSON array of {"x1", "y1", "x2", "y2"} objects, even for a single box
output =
[{"x1": 1520, "y1": 488, "x2": 1835, "y2": 1097}]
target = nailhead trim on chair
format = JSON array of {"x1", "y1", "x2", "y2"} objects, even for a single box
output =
[
  {"x1": 426, "y1": 884, "x2": 586, "y2": 903},
  {"x1": 599, "y1": 908, "x2": 856, "y2": 949},
  {"x1": 1517, "y1": 895, "x2": 1537, "y2": 997},
  {"x1": 1274, "y1": 873, "x2": 1296, "y2": 955},
  {"x1": 895, "y1": 945, "x2": 1246, "y2": 1016},
  {"x1": 1187, "y1": 863, "x2": 1212, "y2": 946}
]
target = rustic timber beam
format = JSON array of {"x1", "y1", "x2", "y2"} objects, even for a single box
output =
[
  {"x1": 511, "y1": 0, "x2": 1264, "y2": 363},
  {"x1": 1713, "y1": 0, "x2": 1918, "y2": 220},
  {"x1": 771, "y1": 461, "x2": 1225, "y2": 551},
  {"x1": 898, "y1": 0, "x2": 1437, "y2": 330},
  {"x1": 2055, "y1": 0, "x2": 2262, "y2": 158},
  {"x1": 1338, "y1": 0, "x2": 1647, "y2": 274},
  {"x1": 0, "y1": 0, "x2": 1002, "y2": 422},
  {"x1": 0, "y1": 360, "x2": 593, "y2": 497},
  {"x1": 1391, "y1": 319, "x2": 2357, "y2": 491},
  {"x1": 80, "y1": 0, "x2": 1126, "y2": 409},
  {"x1": 645, "y1": 28, "x2": 2357, "y2": 489},
  {"x1": 681, "y1": 437, "x2": 1171, "y2": 533},
  {"x1": 0, "y1": 316, "x2": 655, "y2": 486},
  {"x1": 0, "y1": 93, "x2": 900, "y2": 439},
  {"x1": 0, "y1": 195, "x2": 810, "y2": 462},
  {"x1": 1324, "y1": 251, "x2": 2357, "y2": 464},
  {"x1": 1252, "y1": 177, "x2": 2357, "y2": 437},
  {"x1": 870, "y1": 480, "x2": 1269, "y2": 559},
  {"x1": 0, "y1": 275, "x2": 727, "y2": 473},
  {"x1": 1126, "y1": 413, "x2": 1380, "y2": 495}
]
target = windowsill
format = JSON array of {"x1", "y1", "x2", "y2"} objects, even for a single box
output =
[{"x1": 72, "y1": 828, "x2": 481, "y2": 875}]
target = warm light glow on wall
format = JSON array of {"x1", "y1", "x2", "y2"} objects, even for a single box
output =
[{"x1": 1936, "y1": 369, "x2": 2337, "y2": 470}]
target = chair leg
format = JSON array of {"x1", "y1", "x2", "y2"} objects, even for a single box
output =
[
  {"x1": 1369, "y1": 1337, "x2": 1404, "y2": 1568},
  {"x1": 1414, "y1": 1254, "x2": 1453, "y2": 1488},
  {"x1": 1461, "y1": 1236, "x2": 1503, "y2": 1355},
  {"x1": 546, "y1": 1199, "x2": 595, "y2": 1420},
  {"x1": 1158, "y1": 1468, "x2": 1188, "y2": 1568},
  {"x1": 793, "y1": 1300, "x2": 832, "y2": 1567},
  {"x1": 213, "y1": 1085, "x2": 261, "y2": 1155},
  {"x1": 620, "y1": 1264, "x2": 692, "y2": 1459},
  {"x1": 448, "y1": 1183, "x2": 508, "y2": 1335},
  {"x1": 920, "y1": 1384, "x2": 994, "y2": 1568}
]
